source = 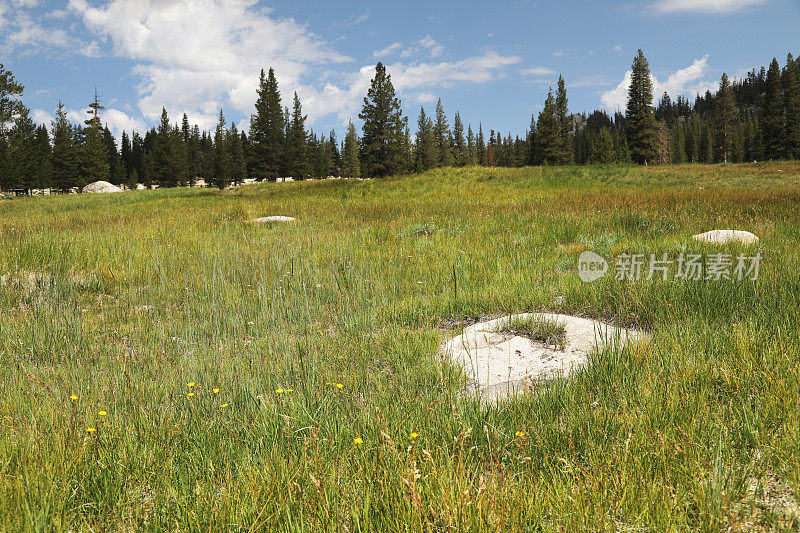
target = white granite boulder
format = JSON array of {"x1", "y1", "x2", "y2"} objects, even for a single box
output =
[{"x1": 692, "y1": 230, "x2": 759, "y2": 245}]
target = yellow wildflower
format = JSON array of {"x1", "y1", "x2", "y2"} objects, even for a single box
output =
[
  {"x1": 515, "y1": 431, "x2": 525, "y2": 437},
  {"x1": 98, "y1": 411, "x2": 107, "y2": 416},
  {"x1": 286, "y1": 389, "x2": 294, "y2": 393},
  {"x1": 220, "y1": 403, "x2": 229, "y2": 407},
  {"x1": 336, "y1": 383, "x2": 343, "y2": 389},
  {"x1": 353, "y1": 438, "x2": 363, "y2": 445},
  {"x1": 212, "y1": 388, "x2": 220, "y2": 394},
  {"x1": 188, "y1": 382, "x2": 196, "y2": 388},
  {"x1": 86, "y1": 428, "x2": 96, "y2": 433},
  {"x1": 410, "y1": 433, "x2": 419, "y2": 439},
  {"x1": 187, "y1": 392, "x2": 195, "y2": 398},
  {"x1": 69, "y1": 395, "x2": 78, "y2": 401},
  {"x1": 275, "y1": 389, "x2": 284, "y2": 394}
]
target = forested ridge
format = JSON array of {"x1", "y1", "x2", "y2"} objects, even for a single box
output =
[{"x1": 0, "y1": 50, "x2": 798, "y2": 193}]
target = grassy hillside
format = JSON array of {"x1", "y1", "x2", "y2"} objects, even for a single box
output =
[{"x1": 1, "y1": 163, "x2": 799, "y2": 530}]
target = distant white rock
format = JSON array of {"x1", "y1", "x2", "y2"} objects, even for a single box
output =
[
  {"x1": 253, "y1": 216, "x2": 296, "y2": 223},
  {"x1": 692, "y1": 230, "x2": 759, "y2": 245},
  {"x1": 82, "y1": 181, "x2": 121, "y2": 194}
]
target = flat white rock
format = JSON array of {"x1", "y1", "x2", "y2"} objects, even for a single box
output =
[
  {"x1": 442, "y1": 313, "x2": 642, "y2": 398},
  {"x1": 692, "y1": 230, "x2": 759, "y2": 244},
  {"x1": 253, "y1": 216, "x2": 296, "y2": 223},
  {"x1": 82, "y1": 181, "x2": 121, "y2": 194}
]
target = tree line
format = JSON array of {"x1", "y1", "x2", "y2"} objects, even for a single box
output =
[{"x1": 0, "y1": 49, "x2": 798, "y2": 193}]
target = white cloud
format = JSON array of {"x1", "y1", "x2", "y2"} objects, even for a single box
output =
[
  {"x1": 69, "y1": 0, "x2": 352, "y2": 129},
  {"x1": 601, "y1": 55, "x2": 714, "y2": 111},
  {"x1": 31, "y1": 108, "x2": 51, "y2": 124},
  {"x1": 401, "y1": 36, "x2": 445, "y2": 59},
  {"x1": 650, "y1": 0, "x2": 768, "y2": 14},
  {"x1": 553, "y1": 50, "x2": 567, "y2": 57},
  {"x1": 373, "y1": 42, "x2": 403, "y2": 59},
  {"x1": 612, "y1": 44, "x2": 623, "y2": 51},
  {"x1": 414, "y1": 92, "x2": 436, "y2": 104},
  {"x1": 0, "y1": 4, "x2": 97, "y2": 56},
  {"x1": 66, "y1": 1, "x2": 520, "y2": 131},
  {"x1": 520, "y1": 67, "x2": 555, "y2": 76}
]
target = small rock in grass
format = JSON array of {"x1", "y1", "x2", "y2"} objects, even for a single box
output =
[
  {"x1": 253, "y1": 216, "x2": 296, "y2": 223},
  {"x1": 441, "y1": 313, "x2": 643, "y2": 400},
  {"x1": 692, "y1": 229, "x2": 759, "y2": 245}
]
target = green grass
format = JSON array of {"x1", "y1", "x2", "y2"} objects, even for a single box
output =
[
  {"x1": 1, "y1": 163, "x2": 799, "y2": 530},
  {"x1": 497, "y1": 315, "x2": 567, "y2": 350}
]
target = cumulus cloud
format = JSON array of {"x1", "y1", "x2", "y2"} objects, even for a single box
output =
[
  {"x1": 69, "y1": 0, "x2": 352, "y2": 129},
  {"x1": 601, "y1": 56, "x2": 714, "y2": 111},
  {"x1": 64, "y1": 0, "x2": 521, "y2": 130},
  {"x1": 0, "y1": 3, "x2": 96, "y2": 56},
  {"x1": 650, "y1": 0, "x2": 768, "y2": 14},
  {"x1": 31, "y1": 108, "x2": 52, "y2": 124}
]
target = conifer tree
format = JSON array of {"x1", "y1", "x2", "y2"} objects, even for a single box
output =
[
  {"x1": 249, "y1": 68, "x2": 285, "y2": 180},
  {"x1": 466, "y1": 124, "x2": 476, "y2": 165},
  {"x1": 476, "y1": 123, "x2": 486, "y2": 165},
  {"x1": 7, "y1": 106, "x2": 37, "y2": 192},
  {"x1": 536, "y1": 89, "x2": 560, "y2": 164},
  {"x1": 34, "y1": 124, "x2": 52, "y2": 190},
  {"x1": 212, "y1": 109, "x2": 231, "y2": 188},
  {"x1": 657, "y1": 121, "x2": 670, "y2": 164},
  {"x1": 452, "y1": 112, "x2": 466, "y2": 166},
  {"x1": 626, "y1": 50, "x2": 659, "y2": 164},
  {"x1": 0, "y1": 63, "x2": 24, "y2": 136},
  {"x1": 714, "y1": 73, "x2": 739, "y2": 163},
  {"x1": 51, "y1": 102, "x2": 78, "y2": 192},
  {"x1": 414, "y1": 106, "x2": 438, "y2": 171},
  {"x1": 591, "y1": 127, "x2": 614, "y2": 164},
  {"x1": 358, "y1": 62, "x2": 407, "y2": 178},
  {"x1": 434, "y1": 99, "x2": 453, "y2": 167},
  {"x1": 327, "y1": 130, "x2": 341, "y2": 175},
  {"x1": 228, "y1": 121, "x2": 246, "y2": 185},
  {"x1": 553, "y1": 75, "x2": 573, "y2": 164},
  {"x1": 286, "y1": 92, "x2": 309, "y2": 179},
  {"x1": 342, "y1": 120, "x2": 360, "y2": 179},
  {"x1": 80, "y1": 90, "x2": 110, "y2": 186},
  {"x1": 763, "y1": 58, "x2": 785, "y2": 160},
  {"x1": 783, "y1": 54, "x2": 800, "y2": 159}
]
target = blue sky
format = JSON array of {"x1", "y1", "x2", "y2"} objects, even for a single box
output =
[{"x1": 1, "y1": 0, "x2": 798, "y2": 141}]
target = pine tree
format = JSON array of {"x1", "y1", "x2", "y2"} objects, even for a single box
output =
[
  {"x1": 553, "y1": 75, "x2": 573, "y2": 164},
  {"x1": 327, "y1": 130, "x2": 341, "y2": 175},
  {"x1": 763, "y1": 58, "x2": 785, "y2": 160},
  {"x1": 476, "y1": 123, "x2": 486, "y2": 165},
  {"x1": 536, "y1": 89, "x2": 560, "y2": 164},
  {"x1": 783, "y1": 54, "x2": 800, "y2": 159},
  {"x1": 434, "y1": 99, "x2": 453, "y2": 167},
  {"x1": 0, "y1": 62, "x2": 24, "y2": 136},
  {"x1": 7, "y1": 106, "x2": 37, "y2": 192},
  {"x1": 414, "y1": 107, "x2": 438, "y2": 171},
  {"x1": 249, "y1": 68, "x2": 285, "y2": 180},
  {"x1": 657, "y1": 120, "x2": 670, "y2": 164},
  {"x1": 51, "y1": 101, "x2": 78, "y2": 192},
  {"x1": 80, "y1": 90, "x2": 110, "y2": 186},
  {"x1": 466, "y1": 124, "x2": 476, "y2": 165},
  {"x1": 452, "y1": 112, "x2": 466, "y2": 166},
  {"x1": 358, "y1": 62, "x2": 408, "y2": 178},
  {"x1": 34, "y1": 124, "x2": 52, "y2": 190},
  {"x1": 342, "y1": 120, "x2": 360, "y2": 179},
  {"x1": 228, "y1": 121, "x2": 246, "y2": 185},
  {"x1": 591, "y1": 127, "x2": 614, "y2": 164},
  {"x1": 626, "y1": 50, "x2": 659, "y2": 164},
  {"x1": 714, "y1": 73, "x2": 739, "y2": 163},
  {"x1": 526, "y1": 115, "x2": 537, "y2": 165},
  {"x1": 212, "y1": 109, "x2": 231, "y2": 189},
  {"x1": 286, "y1": 92, "x2": 309, "y2": 179}
]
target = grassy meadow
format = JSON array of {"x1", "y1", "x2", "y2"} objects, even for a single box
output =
[{"x1": 1, "y1": 163, "x2": 800, "y2": 530}]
